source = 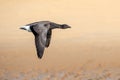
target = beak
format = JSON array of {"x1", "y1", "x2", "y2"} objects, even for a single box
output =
[
  {"x1": 66, "y1": 25, "x2": 71, "y2": 28},
  {"x1": 61, "y1": 24, "x2": 71, "y2": 29}
]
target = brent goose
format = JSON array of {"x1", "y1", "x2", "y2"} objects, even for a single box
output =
[{"x1": 20, "y1": 21, "x2": 71, "y2": 59}]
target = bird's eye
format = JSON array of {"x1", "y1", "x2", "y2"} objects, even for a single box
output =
[{"x1": 44, "y1": 24, "x2": 48, "y2": 27}]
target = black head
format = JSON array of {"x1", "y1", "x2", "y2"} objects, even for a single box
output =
[
  {"x1": 49, "y1": 22, "x2": 71, "y2": 29},
  {"x1": 60, "y1": 24, "x2": 71, "y2": 29}
]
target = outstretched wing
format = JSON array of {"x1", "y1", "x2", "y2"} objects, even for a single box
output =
[
  {"x1": 45, "y1": 29, "x2": 52, "y2": 47},
  {"x1": 31, "y1": 25, "x2": 48, "y2": 59},
  {"x1": 35, "y1": 35, "x2": 46, "y2": 58}
]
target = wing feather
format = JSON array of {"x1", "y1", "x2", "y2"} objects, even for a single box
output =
[
  {"x1": 45, "y1": 29, "x2": 52, "y2": 47},
  {"x1": 35, "y1": 35, "x2": 45, "y2": 58},
  {"x1": 31, "y1": 25, "x2": 48, "y2": 59}
]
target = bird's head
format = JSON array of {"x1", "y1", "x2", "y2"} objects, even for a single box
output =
[
  {"x1": 50, "y1": 23, "x2": 71, "y2": 29},
  {"x1": 20, "y1": 25, "x2": 31, "y2": 32},
  {"x1": 60, "y1": 24, "x2": 71, "y2": 29}
]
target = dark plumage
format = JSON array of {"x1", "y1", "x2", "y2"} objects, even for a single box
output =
[{"x1": 20, "y1": 21, "x2": 71, "y2": 59}]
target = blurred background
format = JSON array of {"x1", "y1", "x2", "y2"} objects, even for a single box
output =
[{"x1": 0, "y1": 0, "x2": 120, "y2": 79}]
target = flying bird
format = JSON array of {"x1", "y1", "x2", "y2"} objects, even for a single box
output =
[{"x1": 20, "y1": 21, "x2": 71, "y2": 59}]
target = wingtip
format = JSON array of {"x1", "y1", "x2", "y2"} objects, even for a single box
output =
[
  {"x1": 37, "y1": 55, "x2": 43, "y2": 59},
  {"x1": 37, "y1": 52, "x2": 44, "y2": 59},
  {"x1": 38, "y1": 57, "x2": 42, "y2": 59}
]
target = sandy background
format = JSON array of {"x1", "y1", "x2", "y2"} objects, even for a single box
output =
[{"x1": 0, "y1": 0, "x2": 120, "y2": 80}]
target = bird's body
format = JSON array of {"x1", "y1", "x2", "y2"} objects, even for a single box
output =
[{"x1": 20, "y1": 21, "x2": 71, "y2": 59}]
